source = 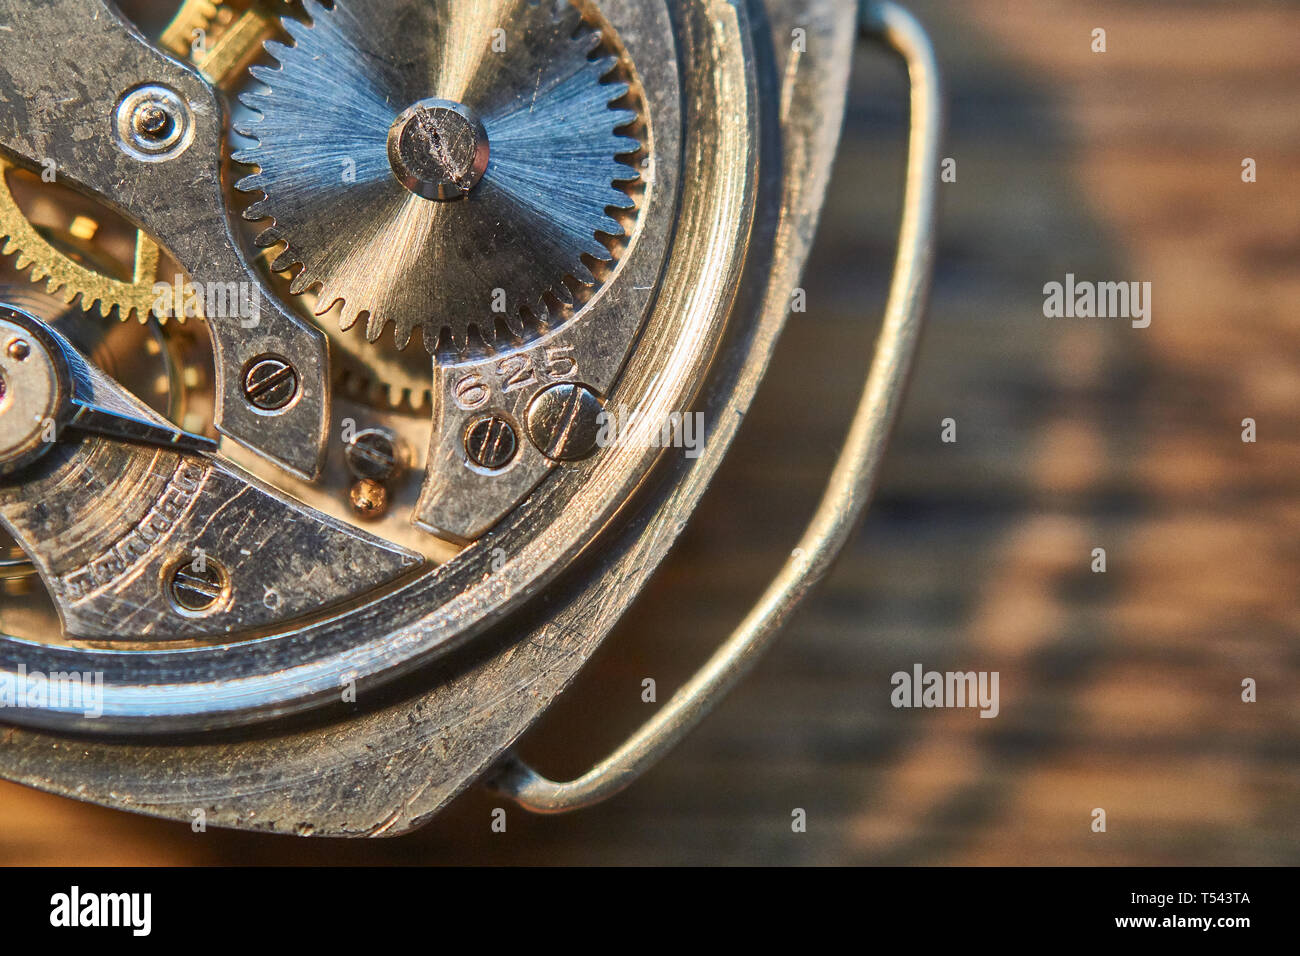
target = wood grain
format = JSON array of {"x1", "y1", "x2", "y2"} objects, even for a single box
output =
[{"x1": 1, "y1": 0, "x2": 1296, "y2": 864}]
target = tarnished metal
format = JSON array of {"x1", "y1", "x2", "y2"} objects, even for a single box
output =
[
  {"x1": 235, "y1": 0, "x2": 639, "y2": 353},
  {"x1": 113, "y1": 84, "x2": 194, "y2": 162},
  {"x1": 344, "y1": 427, "x2": 407, "y2": 484},
  {"x1": 464, "y1": 414, "x2": 519, "y2": 471},
  {"x1": 0, "y1": 0, "x2": 936, "y2": 838},
  {"x1": 526, "y1": 382, "x2": 604, "y2": 462},
  {"x1": 0, "y1": 157, "x2": 166, "y2": 322},
  {"x1": 411, "y1": 0, "x2": 681, "y2": 540},
  {"x1": 0, "y1": 0, "x2": 741, "y2": 735},
  {"x1": 387, "y1": 99, "x2": 492, "y2": 202},
  {"x1": 0, "y1": 306, "x2": 216, "y2": 472},
  {"x1": 0, "y1": 0, "x2": 332, "y2": 478},
  {"x1": 492, "y1": 0, "x2": 942, "y2": 813},
  {"x1": 0, "y1": 306, "x2": 420, "y2": 641}
]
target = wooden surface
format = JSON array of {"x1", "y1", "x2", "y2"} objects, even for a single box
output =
[{"x1": 1, "y1": 0, "x2": 1297, "y2": 864}]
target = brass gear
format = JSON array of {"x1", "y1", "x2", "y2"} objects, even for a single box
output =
[
  {"x1": 0, "y1": 1, "x2": 243, "y2": 584},
  {"x1": 0, "y1": 0, "x2": 245, "y2": 321},
  {"x1": 160, "y1": 0, "x2": 227, "y2": 58},
  {"x1": 0, "y1": 1, "x2": 282, "y2": 322},
  {"x1": 0, "y1": 158, "x2": 165, "y2": 321},
  {"x1": 175, "y1": 0, "x2": 290, "y2": 88}
]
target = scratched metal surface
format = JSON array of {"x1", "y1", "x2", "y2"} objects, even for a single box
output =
[{"x1": 1, "y1": 0, "x2": 1297, "y2": 863}]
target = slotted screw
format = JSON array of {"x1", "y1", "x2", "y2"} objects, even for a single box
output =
[
  {"x1": 168, "y1": 558, "x2": 227, "y2": 614},
  {"x1": 243, "y1": 356, "x2": 298, "y2": 411},
  {"x1": 465, "y1": 415, "x2": 518, "y2": 471}
]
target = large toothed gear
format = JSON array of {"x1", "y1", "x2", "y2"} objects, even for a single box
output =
[
  {"x1": 234, "y1": 0, "x2": 641, "y2": 354},
  {"x1": 0, "y1": 0, "x2": 912, "y2": 842}
]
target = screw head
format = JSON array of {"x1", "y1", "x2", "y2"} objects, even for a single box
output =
[
  {"x1": 115, "y1": 85, "x2": 192, "y2": 162},
  {"x1": 168, "y1": 557, "x2": 228, "y2": 614},
  {"x1": 349, "y1": 478, "x2": 389, "y2": 519},
  {"x1": 527, "y1": 383, "x2": 604, "y2": 462},
  {"x1": 345, "y1": 427, "x2": 406, "y2": 483},
  {"x1": 465, "y1": 415, "x2": 518, "y2": 471},
  {"x1": 6, "y1": 338, "x2": 29, "y2": 361},
  {"x1": 242, "y1": 356, "x2": 299, "y2": 411},
  {"x1": 134, "y1": 103, "x2": 174, "y2": 138},
  {"x1": 388, "y1": 98, "x2": 490, "y2": 201}
]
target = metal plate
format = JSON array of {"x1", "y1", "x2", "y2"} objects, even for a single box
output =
[
  {"x1": 0, "y1": 0, "x2": 857, "y2": 834},
  {"x1": 0, "y1": 0, "x2": 689, "y2": 732}
]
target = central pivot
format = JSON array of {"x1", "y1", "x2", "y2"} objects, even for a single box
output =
[{"x1": 388, "y1": 99, "x2": 490, "y2": 201}]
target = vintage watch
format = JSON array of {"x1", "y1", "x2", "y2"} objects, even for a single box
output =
[{"x1": 0, "y1": 0, "x2": 938, "y2": 835}]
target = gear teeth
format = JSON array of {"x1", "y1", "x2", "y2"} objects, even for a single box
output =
[
  {"x1": 236, "y1": 0, "x2": 645, "y2": 357},
  {"x1": 582, "y1": 238, "x2": 613, "y2": 261},
  {"x1": 391, "y1": 323, "x2": 416, "y2": 353},
  {"x1": 494, "y1": 313, "x2": 524, "y2": 342},
  {"x1": 590, "y1": 54, "x2": 620, "y2": 77},
  {"x1": 254, "y1": 226, "x2": 283, "y2": 247},
  {"x1": 0, "y1": 8, "x2": 245, "y2": 326},
  {"x1": 337, "y1": 305, "x2": 361, "y2": 334},
  {"x1": 0, "y1": 159, "x2": 165, "y2": 323},
  {"x1": 231, "y1": 106, "x2": 265, "y2": 143},
  {"x1": 235, "y1": 172, "x2": 265, "y2": 194},
  {"x1": 610, "y1": 109, "x2": 637, "y2": 134},
  {"x1": 607, "y1": 184, "x2": 638, "y2": 206},
  {"x1": 288, "y1": 265, "x2": 318, "y2": 294},
  {"x1": 248, "y1": 63, "x2": 279, "y2": 83},
  {"x1": 231, "y1": 114, "x2": 262, "y2": 137},
  {"x1": 279, "y1": 17, "x2": 315, "y2": 45},
  {"x1": 161, "y1": 0, "x2": 223, "y2": 58},
  {"x1": 260, "y1": 41, "x2": 293, "y2": 64},
  {"x1": 243, "y1": 198, "x2": 274, "y2": 221}
]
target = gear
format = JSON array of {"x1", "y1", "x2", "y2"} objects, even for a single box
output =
[
  {"x1": 288, "y1": 279, "x2": 440, "y2": 413},
  {"x1": 0, "y1": 0, "x2": 259, "y2": 323},
  {"x1": 234, "y1": 0, "x2": 640, "y2": 354},
  {"x1": 185, "y1": 0, "x2": 290, "y2": 89},
  {"x1": 160, "y1": 0, "x2": 227, "y2": 58},
  {"x1": 0, "y1": 158, "x2": 165, "y2": 321}
]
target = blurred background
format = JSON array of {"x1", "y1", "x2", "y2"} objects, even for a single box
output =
[{"x1": 0, "y1": 0, "x2": 1296, "y2": 864}]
